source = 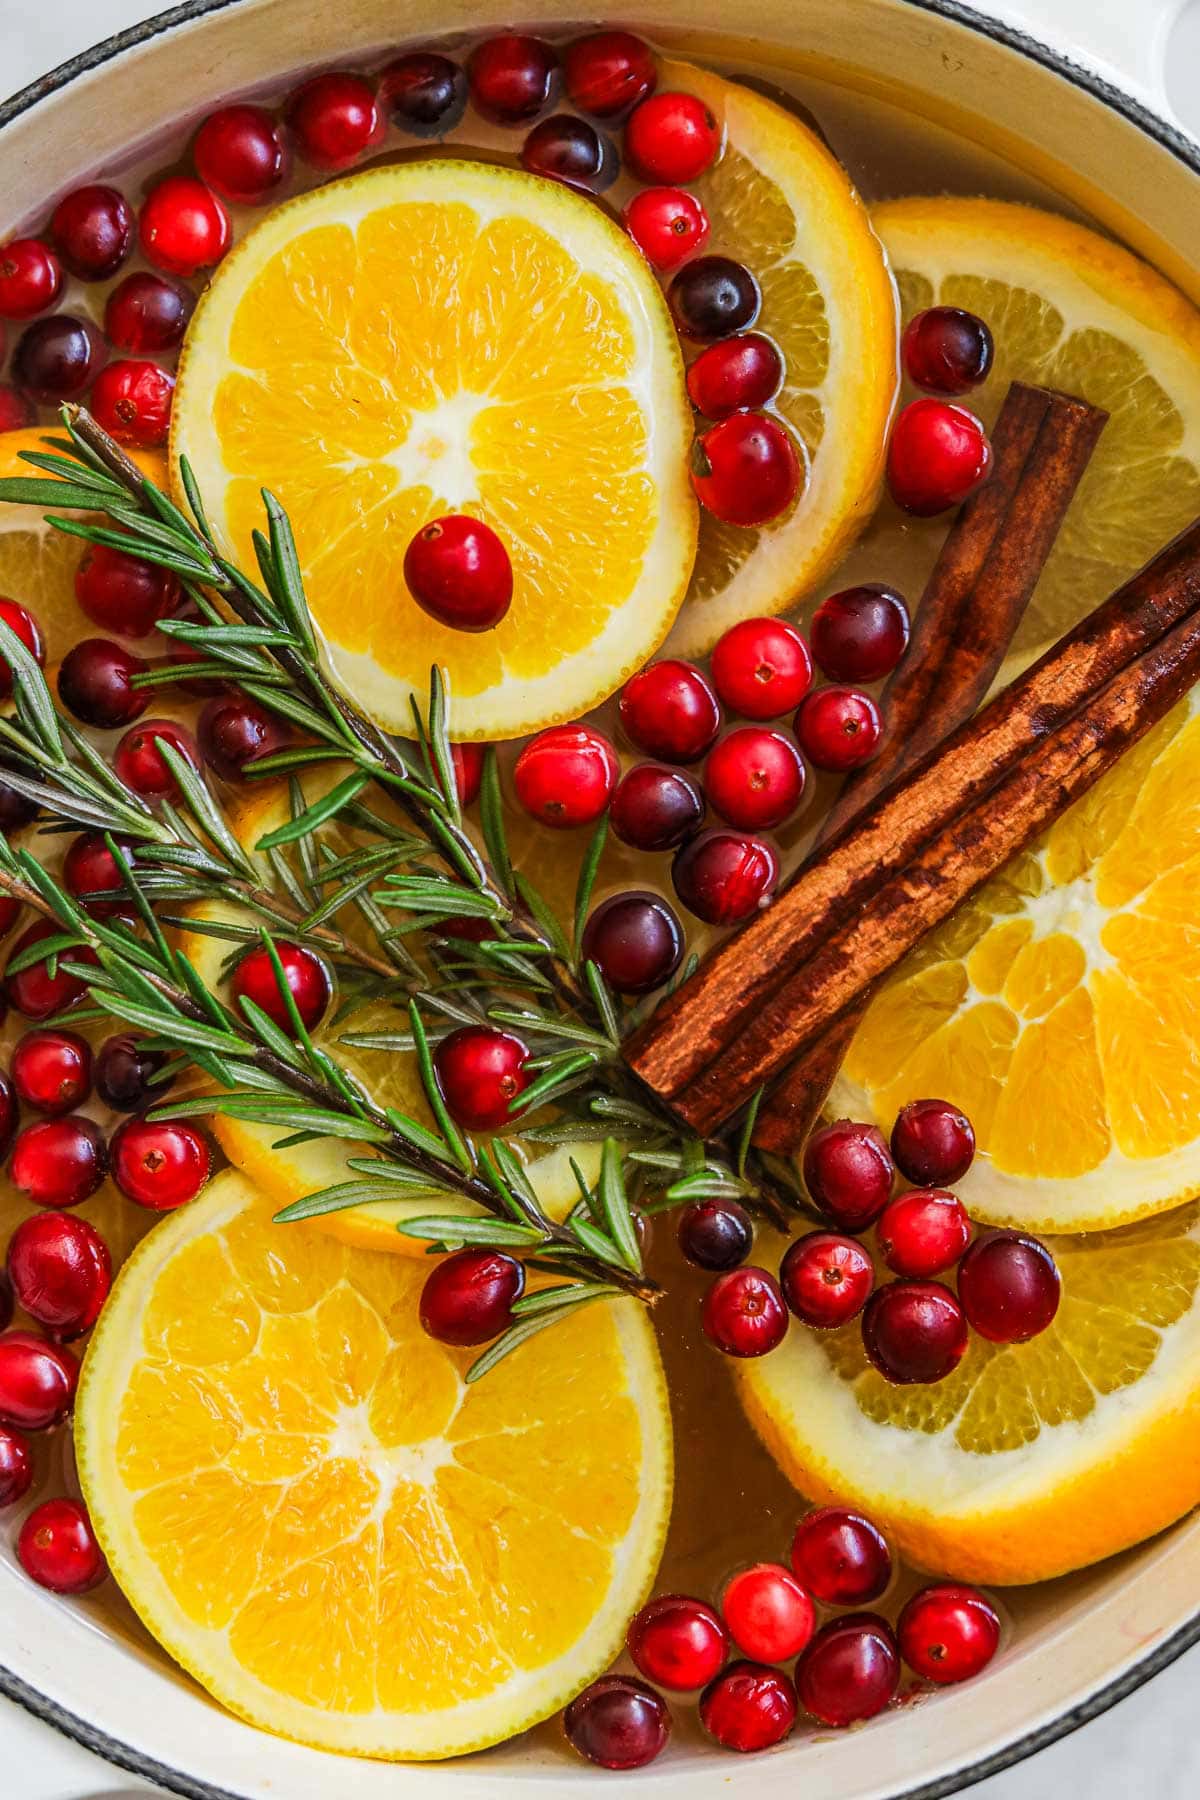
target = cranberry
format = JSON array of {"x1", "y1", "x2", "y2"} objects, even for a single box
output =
[
  {"x1": 957, "y1": 1230, "x2": 1060, "y2": 1343},
  {"x1": 6, "y1": 920, "x2": 91, "y2": 1021},
  {"x1": 672, "y1": 829, "x2": 778, "y2": 926},
  {"x1": 878, "y1": 1190, "x2": 972, "y2": 1279},
  {"x1": 862, "y1": 1279, "x2": 969, "y2": 1384},
  {"x1": 888, "y1": 398, "x2": 992, "y2": 516},
  {"x1": 565, "y1": 31, "x2": 657, "y2": 118},
  {"x1": 0, "y1": 1072, "x2": 16, "y2": 1159},
  {"x1": 704, "y1": 727, "x2": 806, "y2": 831},
  {"x1": 95, "y1": 1034, "x2": 170, "y2": 1113},
  {"x1": 0, "y1": 239, "x2": 62, "y2": 318},
  {"x1": 434, "y1": 1025, "x2": 529, "y2": 1131},
  {"x1": 711, "y1": 617, "x2": 813, "y2": 720},
  {"x1": 12, "y1": 314, "x2": 104, "y2": 403},
  {"x1": 722, "y1": 1562, "x2": 815, "y2": 1662},
  {"x1": 418, "y1": 1247, "x2": 524, "y2": 1346},
  {"x1": 404, "y1": 515, "x2": 512, "y2": 631},
  {"x1": 687, "y1": 334, "x2": 784, "y2": 419},
  {"x1": 0, "y1": 1273, "x2": 10, "y2": 1332},
  {"x1": 140, "y1": 176, "x2": 230, "y2": 277},
  {"x1": 580, "y1": 891, "x2": 683, "y2": 994},
  {"x1": 199, "y1": 694, "x2": 289, "y2": 781},
  {"x1": 469, "y1": 35, "x2": 559, "y2": 125},
  {"x1": 50, "y1": 185, "x2": 133, "y2": 280},
  {"x1": 0, "y1": 1426, "x2": 33, "y2": 1506},
  {"x1": 381, "y1": 52, "x2": 467, "y2": 137},
  {"x1": 791, "y1": 1506, "x2": 892, "y2": 1604},
  {"x1": 0, "y1": 892, "x2": 20, "y2": 945},
  {"x1": 619, "y1": 659, "x2": 720, "y2": 763},
  {"x1": 11, "y1": 1030, "x2": 92, "y2": 1115},
  {"x1": 628, "y1": 1593, "x2": 727, "y2": 1690},
  {"x1": 699, "y1": 1661, "x2": 797, "y2": 1753},
  {"x1": 110, "y1": 1117, "x2": 213, "y2": 1211},
  {"x1": 0, "y1": 1331, "x2": 79, "y2": 1429},
  {"x1": 521, "y1": 116, "x2": 617, "y2": 193},
  {"x1": 230, "y1": 940, "x2": 331, "y2": 1033},
  {"x1": 89, "y1": 359, "x2": 175, "y2": 448},
  {"x1": 811, "y1": 584, "x2": 911, "y2": 684},
  {"x1": 0, "y1": 386, "x2": 34, "y2": 430},
  {"x1": 0, "y1": 778, "x2": 36, "y2": 833},
  {"x1": 797, "y1": 1613, "x2": 899, "y2": 1726},
  {"x1": 7, "y1": 1212, "x2": 111, "y2": 1340},
  {"x1": 795, "y1": 686, "x2": 882, "y2": 772},
  {"x1": 692, "y1": 412, "x2": 800, "y2": 526},
  {"x1": 903, "y1": 306, "x2": 994, "y2": 396},
  {"x1": 288, "y1": 71, "x2": 381, "y2": 168},
  {"x1": 67, "y1": 825, "x2": 136, "y2": 918},
  {"x1": 58, "y1": 638, "x2": 150, "y2": 729},
  {"x1": 194, "y1": 105, "x2": 287, "y2": 204},
  {"x1": 18, "y1": 1498, "x2": 106, "y2": 1594},
  {"x1": 0, "y1": 596, "x2": 45, "y2": 698},
  {"x1": 625, "y1": 92, "x2": 721, "y2": 184},
  {"x1": 113, "y1": 718, "x2": 200, "y2": 802},
  {"x1": 898, "y1": 1583, "x2": 1001, "y2": 1684},
  {"x1": 75, "y1": 542, "x2": 180, "y2": 638},
  {"x1": 780, "y1": 1231, "x2": 874, "y2": 1328},
  {"x1": 623, "y1": 187, "x2": 709, "y2": 272},
  {"x1": 891, "y1": 1097, "x2": 976, "y2": 1186},
  {"x1": 701, "y1": 1265, "x2": 788, "y2": 1357},
  {"x1": 512, "y1": 725, "x2": 618, "y2": 828},
  {"x1": 450, "y1": 741, "x2": 485, "y2": 808},
  {"x1": 670, "y1": 256, "x2": 760, "y2": 342},
  {"x1": 564, "y1": 1675, "x2": 670, "y2": 1770},
  {"x1": 104, "y1": 272, "x2": 194, "y2": 354},
  {"x1": 610, "y1": 763, "x2": 704, "y2": 851},
  {"x1": 677, "y1": 1197, "x2": 752, "y2": 1270},
  {"x1": 803, "y1": 1120, "x2": 893, "y2": 1230}
]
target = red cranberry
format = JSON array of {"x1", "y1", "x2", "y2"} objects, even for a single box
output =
[
  {"x1": 625, "y1": 91, "x2": 721, "y2": 183},
  {"x1": 0, "y1": 1331, "x2": 79, "y2": 1429},
  {"x1": 0, "y1": 1426, "x2": 33, "y2": 1506},
  {"x1": 11, "y1": 1116, "x2": 107, "y2": 1211},
  {"x1": 898, "y1": 1583, "x2": 1001, "y2": 1684},
  {"x1": 888, "y1": 398, "x2": 992, "y2": 516},
  {"x1": 404, "y1": 515, "x2": 512, "y2": 631},
  {"x1": 670, "y1": 256, "x2": 760, "y2": 343},
  {"x1": 199, "y1": 694, "x2": 289, "y2": 781},
  {"x1": 18, "y1": 1497, "x2": 106, "y2": 1593},
  {"x1": 677, "y1": 1197, "x2": 752, "y2": 1271},
  {"x1": 701, "y1": 1265, "x2": 788, "y2": 1357},
  {"x1": 12, "y1": 314, "x2": 104, "y2": 402},
  {"x1": 75, "y1": 542, "x2": 180, "y2": 638},
  {"x1": 50, "y1": 185, "x2": 133, "y2": 279},
  {"x1": 11, "y1": 1030, "x2": 92, "y2": 1115},
  {"x1": 104, "y1": 273, "x2": 194, "y2": 353},
  {"x1": 434, "y1": 1025, "x2": 529, "y2": 1131},
  {"x1": 0, "y1": 777, "x2": 36, "y2": 832},
  {"x1": 628, "y1": 1592, "x2": 727, "y2": 1690},
  {"x1": 862, "y1": 1279, "x2": 969, "y2": 1384},
  {"x1": 957, "y1": 1231, "x2": 1060, "y2": 1343},
  {"x1": 522, "y1": 116, "x2": 617, "y2": 193},
  {"x1": 704, "y1": 726, "x2": 806, "y2": 830},
  {"x1": 791, "y1": 1506, "x2": 892, "y2": 1605},
  {"x1": 194, "y1": 104, "x2": 287, "y2": 203},
  {"x1": 230, "y1": 940, "x2": 331, "y2": 1033},
  {"x1": 610, "y1": 763, "x2": 704, "y2": 851},
  {"x1": 0, "y1": 386, "x2": 34, "y2": 430},
  {"x1": 795, "y1": 685, "x2": 881, "y2": 771},
  {"x1": 672, "y1": 828, "x2": 778, "y2": 926},
  {"x1": 89, "y1": 359, "x2": 175, "y2": 448},
  {"x1": 797, "y1": 1613, "x2": 899, "y2": 1726},
  {"x1": 6, "y1": 920, "x2": 91, "y2": 1021},
  {"x1": 811, "y1": 584, "x2": 912, "y2": 684},
  {"x1": 0, "y1": 893, "x2": 20, "y2": 946},
  {"x1": 288, "y1": 71, "x2": 381, "y2": 168},
  {"x1": 0, "y1": 239, "x2": 62, "y2": 318},
  {"x1": 780, "y1": 1231, "x2": 874, "y2": 1328},
  {"x1": 0, "y1": 1272, "x2": 10, "y2": 1332},
  {"x1": 95, "y1": 1034, "x2": 170, "y2": 1113},
  {"x1": 692, "y1": 412, "x2": 800, "y2": 526},
  {"x1": 469, "y1": 35, "x2": 559, "y2": 124},
  {"x1": 419, "y1": 1247, "x2": 524, "y2": 1346},
  {"x1": 699, "y1": 1661, "x2": 797, "y2": 1753},
  {"x1": 687, "y1": 334, "x2": 784, "y2": 418},
  {"x1": 381, "y1": 52, "x2": 467, "y2": 137},
  {"x1": 903, "y1": 307, "x2": 994, "y2": 396},
  {"x1": 803, "y1": 1120, "x2": 893, "y2": 1230},
  {"x1": 7, "y1": 1212, "x2": 111, "y2": 1340},
  {"x1": 0, "y1": 1071, "x2": 16, "y2": 1159},
  {"x1": 140, "y1": 176, "x2": 230, "y2": 277},
  {"x1": 891, "y1": 1097, "x2": 976, "y2": 1186},
  {"x1": 623, "y1": 187, "x2": 709, "y2": 271},
  {"x1": 565, "y1": 31, "x2": 657, "y2": 118},
  {"x1": 0, "y1": 596, "x2": 45, "y2": 698},
  {"x1": 580, "y1": 891, "x2": 683, "y2": 994},
  {"x1": 110, "y1": 1116, "x2": 213, "y2": 1211},
  {"x1": 564, "y1": 1675, "x2": 670, "y2": 1770},
  {"x1": 58, "y1": 638, "x2": 149, "y2": 729},
  {"x1": 450, "y1": 741, "x2": 485, "y2": 808},
  {"x1": 722, "y1": 1562, "x2": 815, "y2": 1662},
  {"x1": 113, "y1": 718, "x2": 200, "y2": 801},
  {"x1": 711, "y1": 616, "x2": 813, "y2": 720},
  {"x1": 512, "y1": 725, "x2": 618, "y2": 828},
  {"x1": 619, "y1": 659, "x2": 720, "y2": 763},
  {"x1": 878, "y1": 1190, "x2": 972, "y2": 1279}
]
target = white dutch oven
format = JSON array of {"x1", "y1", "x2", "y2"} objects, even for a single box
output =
[{"x1": 1, "y1": 0, "x2": 1198, "y2": 1793}]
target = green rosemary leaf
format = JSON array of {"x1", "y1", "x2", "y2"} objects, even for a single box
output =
[
  {"x1": 46, "y1": 514, "x2": 212, "y2": 580},
  {"x1": 664, "y1": 1172, "x2": 745, "y2": 1203},
  {"x1": 177, "y1": 454, "x2": 214, "y2": 540},
  {"x1": 569, "y1": 1155, "x2": 602, "y2": 1222},
  {"x1": 273, "y1": 1180, "x2": 430, "y2": 1222},
  {"x1": 567, "y1": 1214, "x2": 627, "y2": 1269},
  {"x1": 520, "y1": 1118, "x2": 620, "y2": 1144},
  {"x1": 103, "y1": 997, "x2": 242, "y2": 1055},
  {"x1": 345, "y1": 1155, "x2": 443, "y2": 1186},
  {"x1": 596, "y1": 1138, "x2": 642, "y2": 1273},
  {"x1": 465, "y1": 1308, "x2": 589, "y2": 1381},
  {"x1": 407, "y1": 1000, "x2": 474, "y2": 1175},
  {"x1": 238, "y1": 683, "x2": 333, "y2": 740},
  {"x1": 381, "y1": 1109, "x2": 456, "y2": 1164},
  {"x1": 235, "y1": 995, "x2": 301, "y2": 1065},
  {"x1": 515, "y1": 1050, "x2": 598, "y2": 1113},
  {"x1": 0, "y1": 620, "x2": 62, "y2": 755},
  {"x1": 395, "y1": 1215, "x2": 542, "y2": 1247},
  {"x1": 16, "y1": 448, "x2": 119, "y2": 489},
  {"x1": 424, "y1": 667, "x2": 461, "y2": 825},
  {"x1": 379, "y1": 877, "x2": 500, "y2": 918},
  {"x1": 243, "y1": 745, "x2": 349, "y2": 778},
  {"x1": 159, "y1": 1093, "x2": 389, "y2": 1139},
  {"x1": 477, "y1": 1144, "x2": 532, "y2": 1225},
  {"x1": 159, "y1": 620, "x2": 299, "y2": 650},
  {"x1": 511, "y1": 1283, "x2": 618, "y2": 1318},
  {"x1": 2, "y1": 929, "x2": 84, "y2": 976},
  {"x1": 155, "y1": 740, "x2": 258, "y2": 879},
  {"x1": 255, "y1": 772, "x2": 370, "y2": 850},
  {"x1": 487, "y1": 1007, "x2": 615, "y2": 1053},
  {"x1": 736, "y1": 1086, "x2": 765, "y2": 1179},
  {"x1": 489, "y1": 1138, "x2": 539, "y2": 1209},
  {"x1": 583, "y1": 959, "x2": 621, "y2": 1044},
  {"x1": 0, "y1": 476, "x2": 125, "y2": 510},
  {"x1": 573, "y1": 817, "x2": 608, "y2": 954},
  {"x1": 262, "y1": 490, "x2": 319, "y2": 658},
  {"x1": 514, "y1": 872, "x2": 571, "y2": 962},
  {"x1": 479, "y1": 748, "x2": 514, "y2": 899}
]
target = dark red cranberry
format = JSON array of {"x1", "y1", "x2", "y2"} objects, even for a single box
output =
[
  {"x1": 0, "y1": 892, "x2": 20, "y2": 945},
  {"x1": 564, "y1": 1675, "x2": 670, "y2": 1770},
  {"x1": 194, "y1": 104, "x2": 288, "y2": 204},
  {"x1": 469, "y1": 35, "x2": 559, "y2": 125},
  {"x1": 878, "y1": 1190, "x2": 972, "y2": 1279},
  {"x1": 0, "y1": 386, "x2": 34, "y2": 430},
  {"x1": 18, "y1": 1497, "x2": 106, "y2": 1593},
  {"x1": 677, "y1": 1197, "x2": 752, "y2": 1271},
  {"x1": 104, "y1": 273, "x2": 194, "y2": 353},
  {"x1": 687, "y1": 334, "x2": 784, "y2": 418},
  {"x1": 0, "y1": 596, "x2": 45, "y2": 698},
  {"x1": 12, "y1": 315, "x2": 104, "y2": 402},
  {"x1": 58, "y1": 638, "x2": 150, "y2": 729},
  {"x1": 721, "y1": 1562, "x2": 816, "y2": 1662},
  {"x1": 198, "y1": 694, "x2": 290, "y2": 781},
  {"x1": 381, "y1": 52, "x2": 468, "y2": 137},
  {"x1": 95, "y1": 1034, "x2": 170, "y2": 1113},
  {"x1": 139, "y1": 176, "x2": 231, "y2": 277},
  {"x1": 0, "y1": 777, "x2": 36, "y2": 831},
  {"x1": 891, "y1": 1097, "x2": 976, "y2": 1186},
  {"x1": 113, "y1": 718, "x2": 200, "y2": 802},
  {"x1": 887, "y1": 398, "x2": 992, "y2": 516},
  {"x1": 796, "y1": 1613, "x2": 899, "y2": 1726},
  {"x1": 628, "y1": 1593, "x2": 727, "y2": 1690},
  {"x1": 811, "y1": 584, "x2": 911, "y2": 684},
  {"x1": 404, "y1": 515, "x2": 512, "y2": 631},
  {"x1": 692, "y1": 411, "x2": 801, "y2": 526},
  {"x1": 670, "y1": 256, "x2": 760, "y2": 342},
  {"x1": 580, "y1": 891, "x2": 683, "y2": 994},
  {"x1": 0, "y1": 1331, "x2": 79, "y2": 1428},
  {"x1": 11, "y1": 1029, "x2": 92, "y2": 1115},
  {"x1": 704, "y1": 726, "x2": 806, "y2": 830},
  {"x1": 957, "y1": 1231, "x2": 1060, "y2": 1343},
  {"x1": 780, "y1": 1231, "x2": 874, "y2": 1328},
  {"x1": 711, "y1": 616, "x2": 813, "y2": 720},
  {"x1": 50, "y1": 184, "x2": 133, "y2": 279},
  {"x1": 803, "y1": 1120, "x2": 894, "y2": 1231},
  {"x1": 5, "y1": 919, "x2": 91, "y2": 1021},
  {"x1": 0, "y1": 1071, "x2": 16, "y2": 1160},
  {"x1": 897, "y1": 1583, "x2": 1001, "y2": 1683},
  {"x1": 419, "y1": 1247, "x2": 524, "y2": 1346},
  {"x1": 450, "y1": 741, "x2": 485, "y2": 808},
  {"x1": 625, "y1": 91, "x2": 721, "y2": 184},
  {"x1": 75, "y1": 542, "x2": 180, "y2": 639},
  {"x1": 89, "y1": 359, "x2": 175, "y2": 448},
  {"x1": 903, "y1": 306, "x2": 994, "y2": 396},
  {"x1": 699, "y1": 1661, "x2": 797, "y2": 1753},
  {"x1": 0, "y1": 239, "x2": 62, "y2": 318},
  {"x1": 230, "y1": 940, "x2": 331, "y2": 1033},
  {"x1": 0, "y1": 1426, "x2": 33, "y2": 1507},
  {"x1": 619, "y1": 659, "x2": 720, "y2": 763},
  {"x1": 110, "y1": 1116, "x2": 213, "y2": 1211},
  {"x1": 7, "y1": 1211, "x2": 111, "y2": 1340},
  {"x1": 701, "y1": 1265, "x2": 788, "y2": 1357},
  {"x1": 610, "y1": 763, "x2": 704, "y2": 851},
  {"x1": 862, "y1": 1279, "x2": 969, "y2": 1384},
  {"x1": 434, "y1": 1025, "x2": 529, "y2": 1131},
  {"x1": 521, "y1": 116, "x2": 617, "y2": 193},
  {"x1": 512, "y1": 725, "x2": 618, "y2": 828},
  {"x1": 672, "y1": 828, "x2": 778, "y2": 926},
  {"x1": 791, "y1": 1506, "x2": 892, "y2": 1605},
  {"x1": 623, "y1": 186, "x2": 709, "y2": 271},
  {"x1": 564, "y1": 31, "x2": 657, "y2": 118},
  {"x1": 288, "y1": 72, "x2": 381, "y2": 169},
  {"x1": 795, "y1": 685, "x2": 882, "y2": 771}
]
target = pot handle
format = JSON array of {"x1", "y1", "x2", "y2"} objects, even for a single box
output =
[{"x1": 988, "y1": 0, "x2": 1185, "y2": 118}]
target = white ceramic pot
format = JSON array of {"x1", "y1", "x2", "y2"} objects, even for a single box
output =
[{"x1": 1, "y1": 1, "x2": 1198, "y2": 1794}]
